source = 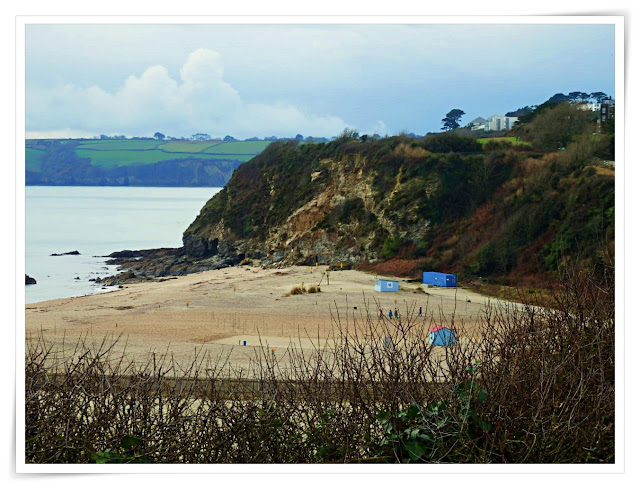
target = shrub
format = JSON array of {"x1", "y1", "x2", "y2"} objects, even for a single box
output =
[{"x1": 288, "y1": 284, "x2": 307, "y2": 295}]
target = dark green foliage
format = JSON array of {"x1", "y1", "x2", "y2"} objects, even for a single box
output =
[
  {"x1": 505, "y1": 106, "x2": 534, "y2": 117},
  {"x1": 594, "y1": 134, "x2": 614, "y2": 160},
  {"x1": 375, "y1": 370, "x2": 492, "y2": 463},
  {"x1": 441, "y1": 109, "x2": 466, "y2": 131},
  {"x1": 519, "y1": 103, "x2": 594, "y2": 150},
  {"x1": 515, "y1": 101, "x2": 561, "y2": 125},
  {"x1": 419, "y1": 133, "x2": 482, "y2": 153},
  {"x1": 540, "y1": 170, "x2": 614, "y2": 270},
  {"x1": 381, "y1": 236, "x2": 401, "y2": 259},
  {"x1": 90, "y1": 436, "x2": 153, "y2": 464},
  {"x1": 602, "y1": 118, "x2": 615, "y2": 136}
]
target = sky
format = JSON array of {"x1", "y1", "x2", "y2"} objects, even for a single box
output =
[{"x1": 25, "y1": 22, "x2": 616, "y2": 140}]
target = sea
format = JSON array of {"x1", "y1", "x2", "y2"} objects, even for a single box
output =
[{"x1": 25, "y1": 186, "x2": 221, "y2": 304}]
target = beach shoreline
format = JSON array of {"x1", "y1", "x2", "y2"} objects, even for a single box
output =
[{"x1": 25, "y1": 265, "x2": 498, "y2": 370}]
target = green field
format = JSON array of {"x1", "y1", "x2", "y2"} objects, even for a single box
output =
[
  {"x1": 476, "y1": 137, "x2": 532, "y2": 146},
  {"x1": 76, "y1": 140, "x2": 163, "y2": 150},
  {"x1": 75, "y1": 149, "x2": 170, "y2": 168},
  {"x1": 158, "y1": 141, "x2": 223, "y2": 153},
  {"x1": 204, "y1": 140, "x2": 271, "y2": 154},
  {"x1": 25, "y1": 148, "x2": 44, "y2": 172},
  {"x1": 26, "y1": 138, "x2": 271, "y2": 170},
  {"x1": 75, "y1": 149, "x2": 256, "y2": 168}
]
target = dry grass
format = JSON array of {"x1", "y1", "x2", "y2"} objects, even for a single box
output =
[
  {"x1": 288, "y1": 284, "x2": 307, "y2": 295},
  {"x1": 393, "y1": 143, "x2": 429, "y2": 159}
]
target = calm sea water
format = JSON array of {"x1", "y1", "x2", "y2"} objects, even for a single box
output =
[{"x1": 25, "y1": 186, "x2": 221, "y2": 304}]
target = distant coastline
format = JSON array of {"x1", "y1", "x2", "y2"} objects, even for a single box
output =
[{"x1": 25, "y1": 138, "x2": 270, "y2": 187}]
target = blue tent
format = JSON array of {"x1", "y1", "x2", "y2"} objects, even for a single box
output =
[{"x1": 429, "y1": 325, "x2": 455, "y2": 346}]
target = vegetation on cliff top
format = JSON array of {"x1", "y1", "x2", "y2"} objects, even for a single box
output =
[{"x1": 184, "y1": 102, "x2": 614, "y2": 287}]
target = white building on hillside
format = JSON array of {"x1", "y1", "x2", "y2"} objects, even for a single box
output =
[
  {"x1": 575, "y1": 101, "x2": 601, "y2": 112},
  {"x1": 485, "y1": 114, "x2": 519, "y2": 131},
  {"x1": 469, "y1": 117, "x2": 487, "y2": 131}
]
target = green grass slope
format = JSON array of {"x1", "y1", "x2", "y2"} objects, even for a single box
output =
[{"x1": 25, "y1": 148, "x2": 45, "y2": 172}]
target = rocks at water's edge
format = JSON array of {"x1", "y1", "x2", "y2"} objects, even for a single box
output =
[
  {"x1": 96, "y1": 246, "x2": 244, "y2": 285},
  {"x1": 95, "y1": 270, "x2": 148, "y2": 286},
  {"x1": 50, "y1": 250, "x2": 81, "y2": 256},
  {"x1": 26, "y1": 275, "x2": 37, "y2": 285}
]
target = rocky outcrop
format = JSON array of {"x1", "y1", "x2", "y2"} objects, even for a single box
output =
[
  {"x1": 94, "y1": 271, "x2": 153, "y2": 286},
  {"x1": 94, "y1": 133, "x2": 616, "y2": 286},
  {"x1": 181, "y1": 140, "x2": 439, "y2": 269},
  {"x1": 51, "y1": 250, "x2": 80, "y2": 256},
  {"x1": 98, "y1": 136, "x2": 503, "y2": 279},
  {"x1": 100, "y1": 246, "x2": 242, "y2": 282},
  {"x1": 26, "y1": 275, "x2": 37, "y2": 285}
]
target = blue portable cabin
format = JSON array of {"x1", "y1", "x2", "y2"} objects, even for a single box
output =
[
  {"x1": 375, "y1": 278, "x2": 399, "y2": 292},
  {"x1": 429, "y1": 325, "x2": 456, "y2": 346},
  {"x1": 422, "y1": 271, "x2": 457, "y2": 288}
]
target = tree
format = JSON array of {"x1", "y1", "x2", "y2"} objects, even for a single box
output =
[
  {"x1": 568, "y1": 91, "x2": 589, "y2": 102},
  {"x1": 590, "y1": 92, "x2": 608, "y2": 103},
  {"x1": 506, "y1": 106, "x2": 534, "y2": 117},
  {"x1": 524, "y1": 103, "x2": 592, "y2": 150},
  {"x1": 154, "y1": 132, "x2": 165, "y2": 140},
  {"x1": 547, "y1": 93, "x2": 569, "y2": 103},
  {"x1": 336, "y1": 128, "x2": 359, "y2": 141},
  {"x1": 441, "y1": 109, "x2": 465, "y2": 131},
  {"x1": 192, "y1": 133, "x2": 211, "y2": 141}
]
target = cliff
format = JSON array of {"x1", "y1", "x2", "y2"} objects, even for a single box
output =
[
  {"x1": 183, "y1": 136, "x2": 473, "y2": 265},
  {"x1": 100, "y1": 114, "x2": 614, "y2": 286},
  {"x1": 180, "y1": 133, "x2": 614, "y2": 284}
]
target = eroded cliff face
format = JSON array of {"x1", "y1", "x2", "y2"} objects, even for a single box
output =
[
  {"x1": 105, "y1": 134, "x2": 615, "y2": 286},
  {"x1": 182, "y1": 145, "x2": 437, "y2": 267}
]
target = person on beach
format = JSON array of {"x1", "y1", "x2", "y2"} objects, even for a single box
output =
[
  {"x1": 394, "y1": 308, "x2": 398, "y2": 319},
  {"x1": 379, "y1": 308, "x2": 384, "y2": 318},
  {"x1": 419, "y1": 306, "x2": 422, "y2": 317},
  {"x1": 388, "y1": 309, "x2": 393, "y2": 319}
]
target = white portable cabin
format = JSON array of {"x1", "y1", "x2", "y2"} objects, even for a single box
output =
[{"x1": 375, "y1": 278, "x2": 399, "y2": 292}]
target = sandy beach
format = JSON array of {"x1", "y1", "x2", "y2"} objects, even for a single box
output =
[{"x1": 25, "y1": 266, "x2": 503, "y2": 373}]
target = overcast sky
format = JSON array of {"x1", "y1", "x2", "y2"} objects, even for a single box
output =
[{"x1": 25, "y1": 23, "x2": 616, "y2": 140}]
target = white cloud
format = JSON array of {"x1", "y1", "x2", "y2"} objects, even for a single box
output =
[{"x1": 26, "y1": 48, "x2": 352, "y2": 139}]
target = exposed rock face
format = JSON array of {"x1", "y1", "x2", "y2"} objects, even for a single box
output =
[
  {"x1": 92, "y1": 134, "x2": 616, "y2": 286},
  {"x1": 51, "y1": 250, "x2": 81, "y2": 256},
  {"x1": 25, "y1": 275, "x2": 37, "y2": 285},
  {"x1": 181, "y1": 140, "x2": 437, "y2": 268}
]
